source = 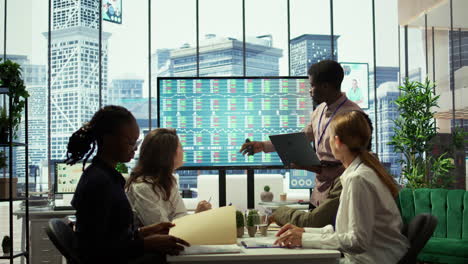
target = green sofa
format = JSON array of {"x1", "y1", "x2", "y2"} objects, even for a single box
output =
[{"x1": 397, "y1": 188, "x2": 468, "y2": 264}]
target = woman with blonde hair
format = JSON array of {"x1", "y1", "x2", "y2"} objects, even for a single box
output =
[
  {"x1": 126, "y1": 128, "x2": 211, "y2": 226},
  {"x1": 274, "y1": 111, "x2": 408, "y2": 264}
]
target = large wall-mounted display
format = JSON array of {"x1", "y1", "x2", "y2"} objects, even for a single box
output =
[{"x1": 158, "y1": 77, "x2": 313, "y2": 168}]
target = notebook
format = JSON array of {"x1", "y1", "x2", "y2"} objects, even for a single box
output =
[
  {"x1": 240, "y1": 237, "x2": 281, "y2": 249},
  {"x1": 269, "y1": 132, "x2": 320, "y2": 167}
]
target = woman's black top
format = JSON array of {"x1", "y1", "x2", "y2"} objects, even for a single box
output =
[{"x1": 71, "y1": 157, "x2": 144, "y2": 263}]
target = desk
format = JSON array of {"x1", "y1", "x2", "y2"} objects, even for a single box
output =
[
  {"x1": 14, "y1": 208, "x2": 76, "y2": 264},
  {"x1": 168, "y1": 231, "x2": 340, "y2": 264}
]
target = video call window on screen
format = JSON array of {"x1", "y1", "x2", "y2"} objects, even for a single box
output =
[{"x1": 158, "y1": 77, "x2": 313, "y2": 168}]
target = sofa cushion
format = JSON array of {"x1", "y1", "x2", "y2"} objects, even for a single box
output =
[
  {"x1": 447, "y1": 190, "x2": 465, "y2": 239},
  {"x1": 430, "y1": 189, "x2": 448, "y2": 238},
  {"x1": 464, "y1": 192, "x2": 468, "y2": 240},
  {"x1": 423, "y1": 237, "x2": 468, "y2": 258}
]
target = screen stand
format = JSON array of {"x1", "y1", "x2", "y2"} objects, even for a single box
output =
[
  {"x1": 247, "y1": 169, "x2": 255, "y2": 209},
  {"x1": 218, "y1": 169, "x2": 226, "y2": 207}
]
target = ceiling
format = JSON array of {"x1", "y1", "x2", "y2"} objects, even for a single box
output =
[{"x1": 400, "y1": 0, "x2": 468, "y2": 30}]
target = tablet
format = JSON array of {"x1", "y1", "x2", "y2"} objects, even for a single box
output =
[{"x1": 269, "y1": 132, "x2": 320, "y2": 167}]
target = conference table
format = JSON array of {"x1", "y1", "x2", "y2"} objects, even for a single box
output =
[{"x1": 167, "y1": 231, "x2": 341, "y2": 264}]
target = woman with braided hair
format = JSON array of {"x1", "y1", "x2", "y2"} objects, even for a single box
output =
[{"x1": 68, "y1": 105, "x2": 189, "y2": 264}]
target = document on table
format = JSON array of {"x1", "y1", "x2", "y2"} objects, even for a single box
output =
[
  {"x1": 169, "y1": 206, "x2": 237, "y2": 245},
  {"x1": 179, "y1": 245, "x2": 242, "y2": 255}
]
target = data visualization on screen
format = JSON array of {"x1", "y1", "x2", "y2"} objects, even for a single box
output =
[
  {"x1": 158, "y1": 77, "x2": 313, "y2": 167},
  {"x1": 55, "y1": 162, "x2": 90, "y2": 194}
]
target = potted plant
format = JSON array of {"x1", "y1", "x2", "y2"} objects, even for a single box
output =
[
  {"x1": 246, "y1": 209, "x2": 260, "y2": 237},
  {"x1": 0, "y1": 59, "x2": 29, "y2": 139},
  {"x1": 260, "y1": 185, "x2": 273, "y2": 202},
  {"x1": 389, "y1": 79, "x2": 455, "y2": 188},
  {"x1": 236, "y1": 210, "x2": 245, "y2": 238},
  {"x1": 0, "y1": 107, "x2": 8, "y2": 143},
  {"x1": 116, "y1": 162, "x2": 128, "y2": 173}
]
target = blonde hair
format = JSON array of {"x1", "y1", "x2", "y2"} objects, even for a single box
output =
[
  {"x1": 125, "y1": 128, "x2": 178, "y2": 201},
  {"x1": 330, "y1": 111, "x2": 399, "y2": 198}
]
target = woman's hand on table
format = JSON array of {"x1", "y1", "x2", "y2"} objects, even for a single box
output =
[{"x1": 274, "y1": 223, "x2": 305, "y2": 248}]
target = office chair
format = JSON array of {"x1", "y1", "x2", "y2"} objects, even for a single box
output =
[
  {"x1": 46, "y1": 218, "x2": 83, "y2": 264},
  {"x1": 398, "y1": 213, "x2": 438, "y2": 264}
]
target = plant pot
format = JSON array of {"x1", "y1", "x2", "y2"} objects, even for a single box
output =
[
  {"x1": 258, "y1": 224, "x2": 268, "y2": 236},
  {"x1": 237, "y1": 227, "x2": 244, "y2": 238},
  {"x1": 260, "y1": 191, "x2": 273, "y2": 202},
  {"x1": 0, "y1": 178, "x2": 17, "y2": 199},
  {"x1": 247, "y1": 226, "x2": 257, "y2": 237}
]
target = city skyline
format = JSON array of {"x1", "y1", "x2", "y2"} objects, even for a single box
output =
[
  {"x1": 7, "y1": 0, "x2": 407, "y2": 95},
  {"x1": 2, "y1": 0, "x2": 433, "y2": 188}
]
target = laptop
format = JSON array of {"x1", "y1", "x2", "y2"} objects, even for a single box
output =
[{"x1": 269, "y1": 132, "x2": 320, "y2": 168}]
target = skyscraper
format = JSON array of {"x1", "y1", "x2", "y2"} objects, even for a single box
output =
[
  {"x1": 5, "y1": 55, "x2": 47, "y2": 184},
  {"x1": 107, "y1": 76, "x2": 144, "y2": 105},
  {"x1": 289, "y1": 34, "x2": 339, "y2": 76},
  {"x1": 367, "y1": 67, "x2": 401, "y2": 177},
  {"x1": 153, "y1": 34, "x2": 283, "y2": 77},
  {"x1": 47, "y1": 0, "x2": 110, "y2": 160},
  {"x1": 449, "y1": 30, "x2": 468, "y2": 85},
  {"x1": 16, "y1": 64, "x2": 48, "y2": 182}
]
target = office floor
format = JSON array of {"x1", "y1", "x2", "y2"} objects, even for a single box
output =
[{"x1": 0, "y1": 202, "x2": 25, "y2": 264}]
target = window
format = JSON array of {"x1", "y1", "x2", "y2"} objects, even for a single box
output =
[
  {"x1": 290, "y1": 0, "x2": 332, "y2": 76},
  {"x1": 103, "y1": 1, "x2": 149, "y2": 172},
  {"x1": 199, "y1": 0, "x2": 243, "y2": 76},
  {"x1": 245, "y1": 0, "x2": 287, "y2": 76}
]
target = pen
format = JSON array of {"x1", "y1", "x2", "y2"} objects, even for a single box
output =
[
  {"x1": 245, "y1": 138, "x2": 254, "y2": 156},
  {"x1": 208, "y1": 196, "x2": 212, "y2": 203}
]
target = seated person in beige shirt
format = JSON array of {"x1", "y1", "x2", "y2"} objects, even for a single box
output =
[
  {"x1": 240, "y1": 60, "x2": 363, "y2": 227},
  {"x1": 126, "y1": 128, "x2": 211, "y2": 226}
]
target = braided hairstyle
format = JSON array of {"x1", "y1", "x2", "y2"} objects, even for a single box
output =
[{"x1": 65, "y1": 105, "x2": 136, "y2": 169}]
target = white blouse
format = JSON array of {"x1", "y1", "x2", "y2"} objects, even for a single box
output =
[
  {"x1": 301, "y1": 156, "x2": 409, "y2": 264},
  {"x1": 126, "y1": 177, "x2": 187, "y2": 226}
]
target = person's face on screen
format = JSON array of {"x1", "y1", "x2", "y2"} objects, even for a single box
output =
[
  {"x1": 308, "y1": 75, "x2": 327, "y2": 104},
  {"x1": 174, "y1": 141, "x2": 184, "y2": 170},
  {"x1": 105, "y1": 121, "x2": 140, "y2": 163}
]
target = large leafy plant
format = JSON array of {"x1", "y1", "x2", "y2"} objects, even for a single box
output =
[
  {"x1": 389, "y1": 79, "x2": 455, "y2": 188},
  {"x1": 0, "y1": 59, "x2": 29, "y2": 138}
]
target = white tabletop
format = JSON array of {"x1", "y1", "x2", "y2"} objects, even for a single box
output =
[{"x1": 167, "y1": 231, "x2": 340, "y2": 264}]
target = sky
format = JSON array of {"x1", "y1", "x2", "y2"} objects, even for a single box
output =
[{"x1": 2, "y1": 0, "x2": 426, "y2": 94}]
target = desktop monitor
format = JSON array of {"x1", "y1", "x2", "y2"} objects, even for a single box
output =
[
  {"x1": 54, "y1": 161, "x2": 90, "y2": 194},
  {"x1": 157, "y1": 77, "x2": 313, "y2": 169}
]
